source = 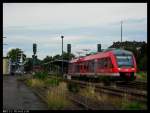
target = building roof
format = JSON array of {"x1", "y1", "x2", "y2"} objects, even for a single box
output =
[{"x1": 43, "y1": 59, "x2": 69, "y2": 66}]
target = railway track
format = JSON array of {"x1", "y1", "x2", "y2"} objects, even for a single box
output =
[
  {"x1": 67, "y1": 92, "x2": 118, "y2": 110},
  {"x1": 22, "y1": 75, "x2": 147, "y2": 110},
  {"x1": 65, "y1": 79, "x2": 147, "y2": 103},
  {"x1": 27, "y1": 74, "x2": 147, "y2": 91},
  {"x1": 115, "y1": 80, "x2": 147, "y2": 91},
  {"x1": 47, "y1": 75, "x2": 147, "y2": 103}
]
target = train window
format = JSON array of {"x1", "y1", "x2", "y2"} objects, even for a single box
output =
[
  {"x1": 80, "y1": 64, "x2": 82, "y2": 70},
  {"x1": 116, "y1": 55, "x2": 134, "y2": 68},
  {"x1": 72, "y1": 64, "x2": 75, "y2": 72},
  {"x1": 69, "y1": 63, "x2": 72, "y2": 72},
  {"x1": 83, "y1": 63, "x2": 85, "y2": 70},
  {"x1": 75, "y1": 64, "x2": 80, "y2": 73},
  {"x1": 84, "y1": 64, "x2": 87, "y2": 70},
  {"x1": 89, "y1": 60, "x2": 94, "y2": 72},
  {"x1": 86, "y1": 62, "x2": 89, "y2": 72},
  {"x1": 98, "y1": 57, "x2": 113, "y2": 69},
  {"x1": 77, "y1": 64, "x2": 80, "y2": 72},
  {"x1": 98, "y1": 58, "x2": 104, "y2": 68}
]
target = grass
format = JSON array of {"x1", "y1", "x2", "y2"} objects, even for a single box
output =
[
  {"x1": 78, "y1": 83, "x2": 147, "y2": 110},
  {"x1": 136, "y1": 71, "x2": 147, "y2": 81},
  {"x1": 67, "y1": 82, "x2": 80, "y2": 93},
  {"x1": 25, "y1": 76, "x2": 71, "y2": 109},
  {"x1": 78, "y1": 83, "x2": 109, "y2": 103},
  {"x1": 26, "y1": 78, "x2": 45, "y2": 88},
  {"x1": 46, "y1": 82, "x2": 71, "y2": 109},
  {"x1": 79, "y1": 83, "x2": 95, "y2": 99}
]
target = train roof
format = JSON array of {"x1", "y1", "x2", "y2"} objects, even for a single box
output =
[
  {"x1": 70, "y1": 48, "x2": 133, "y2": 63},
  {"x1": 111, "y1": 49, "x2": 133, "y2": 55}
]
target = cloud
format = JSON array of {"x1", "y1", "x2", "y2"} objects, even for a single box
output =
[
  {"x1": 3, "y1": 3, "x2": 147, "y2": 59},
  {"x1": 3, "y1": 3, "x2": 147, "y2": 28},
  {"x1": 3, "y1": 34, "x2": 99, "y2": 59}
]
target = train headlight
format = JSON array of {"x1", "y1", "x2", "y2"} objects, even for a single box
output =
[{"x1": 131, "y1": 68, "x2": 135, "y2": 71}]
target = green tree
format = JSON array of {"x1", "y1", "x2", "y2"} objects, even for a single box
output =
[
  {"x1": 52, "y1": 52, "x2": 75, "y2": 61},
  {"x1": 24, "y1": 58, "x2": 33, "y2": 72},
  {"x1": 42, "y1": 56, "x2": 53, "y2": 71},
  {"x1": 53, "y1": 54, "x2": 61, "y2": 60},
  {"x1": 42, "y1": 56, "x2": 53, "y2": 64},
  {"x1": 7, "y1": 48, "x2": 26, "y2": 63},
  {"x1": 62, "y1": 52, "x2": 75, "y2": 60}
]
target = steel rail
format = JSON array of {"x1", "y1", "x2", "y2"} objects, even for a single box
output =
[{"x1": 65, "y1": 79, "x2": 147, "y2": 103}]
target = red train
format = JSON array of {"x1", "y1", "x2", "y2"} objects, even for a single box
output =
[{"x1": 68, "y1": 48, "x2": 137, "y2": 81}]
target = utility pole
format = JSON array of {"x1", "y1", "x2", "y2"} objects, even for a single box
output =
[
  {"x1": 61, "y1": 36, "x2": 64, "y2": 76},
  {"x1": 121, "y1": 21, "x2": 123, "y2": 48}
]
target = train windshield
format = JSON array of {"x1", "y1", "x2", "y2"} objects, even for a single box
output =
[{"x1": 116, "y1": 55, "x2": 134, "y2": 68}]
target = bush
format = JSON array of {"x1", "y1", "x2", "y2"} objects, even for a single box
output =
[
  {"x1": 33, "y1": 71, "x2": 48, "y2": 80},
  {"x1": 138, "y1": 55, "x2": 147, "y2": 71},
  {"x1": 136, "y1": 72, "x2": 147, "y2": 81},
  {"x1": 45, "y1": 78, "x2": 60, "y2": 87},
  {"x1": 121, "y1": 101, "x2": 146, "y2": 110}
]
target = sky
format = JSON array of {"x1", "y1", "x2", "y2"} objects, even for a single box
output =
[{"x1": 3, "y1": 3, "x2": 147, "y2": 60}]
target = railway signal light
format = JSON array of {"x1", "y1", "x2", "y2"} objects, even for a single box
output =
[
  {"x1": 32, "y1": 55, "x2": 34, "y2": 59},
  {"x1": 34, "y1": 55, "x2": 37, "y2": 59},
  {"x1": 97, "y1": 44, "x2": 101, "y2": 52},
  {"x1": 67, "y1": 44, "x2": 71, "y2": 54},
  {"x1": 33, "y1": 43, "x2": 37, "y2": 55},
  {"x1": 32, "y1": 55, "x2": 37, "y2": 59}
]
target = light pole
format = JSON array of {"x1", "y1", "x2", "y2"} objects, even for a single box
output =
[
  {"x1": 121, "y1": 21, "x2": 123, "y2": 48},
  {"x1": 61, "y1": 36, "x2": 64, "y2": 76}
]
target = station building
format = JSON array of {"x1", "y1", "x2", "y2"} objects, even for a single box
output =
[{"x1": 3, "y1": 57, "x2": 10, "y2": 75}]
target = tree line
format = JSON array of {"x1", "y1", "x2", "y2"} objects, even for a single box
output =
[{"x1": 6, "y1": 40, "x2": 147, "y2": 72}]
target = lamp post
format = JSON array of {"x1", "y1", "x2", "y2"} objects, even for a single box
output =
[
  {"x1": 61, "y1": 36, "x2": 64, "y2": 76},
  {"x1": 121, "y1": 21, "x2": 123, "y2": 48}
]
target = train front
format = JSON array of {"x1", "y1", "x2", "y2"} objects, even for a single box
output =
[{"x1": 112, "y1": 49, "x2": 137, "y2": 80}]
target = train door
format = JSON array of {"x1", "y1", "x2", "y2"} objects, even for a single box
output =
[
  {"x1": 77, "y1": 63, "x2": 81, "y2": 74},
  {"x1": 94, "y1": 59, "x2": 97, "y2": 75},
  {"x1": 88, "y1": 60, "x2": 94, "y2": 73},
  {"x1": 104, "y1": 57, "x2": 113, "y2": 73},
  {"x1": 80, "y1": 63, "x2": 85, "y2": 73}
]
